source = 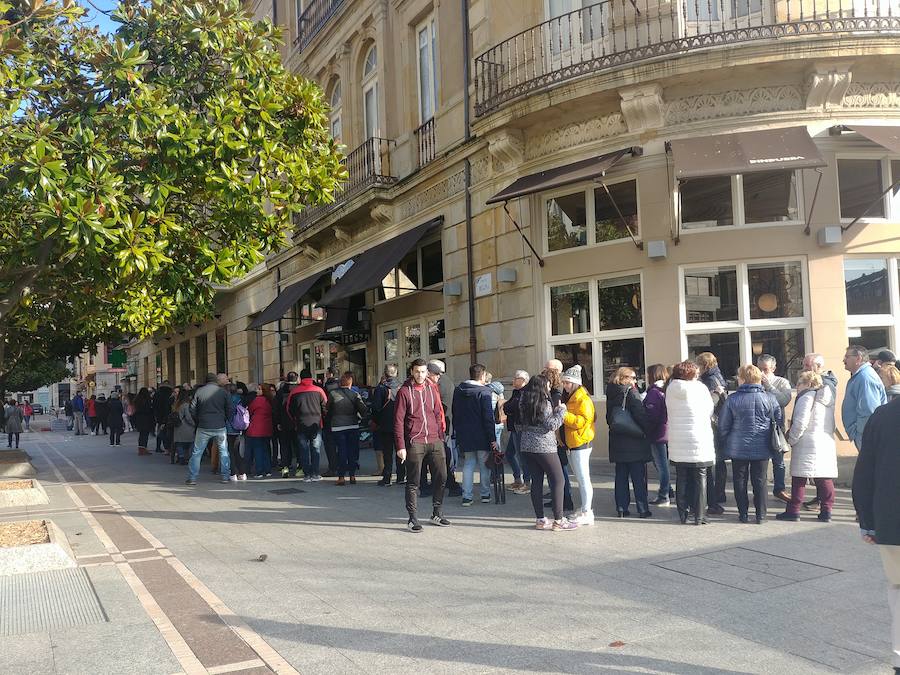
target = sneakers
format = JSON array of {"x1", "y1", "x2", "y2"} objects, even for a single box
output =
[
  {"x1": 535, "y1": 518, "x2": 553, "y2": 530},
  {"x1": 430, "y1": 514, "x2": 451, "y2": 527},
  {"x1": 552, "y1": 517, "x2": 578, "y2": 531},
  {"x1": 775, "y1": 512, "x2": 800, "y2": 521},
  {"x1": 228, "y1": 475, "x2": 238, "y2": 482},
  {"x1": 264, "y1": 473, "x2": 272, "y2": 477},
  {"x1": 238, "y1": 474, "x2": 247, "y2": 481},
  {"x1": 649, "y1": 496, "x2": 671, "y2": 507},
  {"x1": 707, "y1": 505, "x2": 725, "y2": 516},
  {"x1": 462, "y1": 498, "x2": 473, "y2": 507},
  {"x1": 481, "y1": 495, "x2": 492, "y2": 504},
  {"x1": 513, "y1": 485, "x2": 530, "y2": 495},
  {"x1": 574, "y1": 510, "x2": 594, "y2": 526},
  {"x1": 302, "y1": 476, "x2": 313, "y2": 483},
  {"x1": 281, "y1": 467, "x2": 290, "y2": 478},
  {"x1": 349, "y1": 476, "x2": 357, "y2": 485},
  {"x1": 817, "y1": 510, "x2": 832, "y2": 522},
  {"x1": 377, "y1": 479, "x2": 391, "y2": 486},
  {"x1": 407, "y1": 519, "x2": 423, "y2": 533},
  {"x1": 311, "y1": 475, "x2": 323, "y2": 482},
  {"x1": 185, "y1": 479, "x2": 197, "y2": 486}
]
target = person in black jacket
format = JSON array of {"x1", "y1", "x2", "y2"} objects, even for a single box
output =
[
  {"x1": 106, "y1": 393, "x2": 125, "y2": 447},
  {"x1": 274, "y1": 372, "x2": 299, "y2": 477},
  {"x1": 452, "y1": 363, "x2": 496, "y2": 507},
  {"x1": 95, "y1": 394, "x2": 109, "y2": 436},
  {"x1": 153, "y1": 381, "x2": 174, "y2": 453},
  {"x1": 853, "y1": 396, "x2": 900, "y2": 671},
  {"x1": 133, "y1": 388, "x2": 156, "y2": 456},
  {"x1": 503, "y1": 370, "x2": 529, "y2": 493},
  {"x1": 328, "y1": 372, "x2": 368, "y2": 485},
  {"x1": 372, "y1": 364, "x2": 403, "y2": 486},
  {"x1": 606, "y1": 366, "x2": 652, "y2": 518}
]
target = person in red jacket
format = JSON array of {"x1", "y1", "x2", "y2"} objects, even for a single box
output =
[
  {"x1": 394, "y1": 358, "x2": 449, "y2": 532},
  {"x1": 287, "y1": 370, "x2": 328, "y2": 481},
  {"x1": 247, "y1": 384, "x2": 275, "y2": 478}
]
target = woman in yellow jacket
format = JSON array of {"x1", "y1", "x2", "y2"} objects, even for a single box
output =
[{"x1": 561, "y1": 365, "x2": 596, "y2": 525}]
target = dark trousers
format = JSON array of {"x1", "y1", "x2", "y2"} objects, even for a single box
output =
[
  {"x1": 786, "y1": 476, "x2": 835, "y2": 514},
  {"x1": 228, "y1": 434, "x2": 244, "y2": 476},
  {"x1": 379, "y1": 432, "x2": 405, "y2": 483},
  {"x1": 7, "y1": 433, "x2": 19, "y2": 448},
  {"x1": 405, "y1": 441, "x2": 446, "y2": 519},
  {"x1": 334, "y1": 429, "x2": 360, "y2": 478},
  {"x1": 109, "y1": 428, "x2": 122, "y2": 445},
  {"x1": 614, "y1": 461, "x2": 649, "y2": 514},
  {"x1": 675, "y1": 463, "x2": 708, "y2": 522},
  {"x1": 137, "y1": 429, "x2": 150, "y2": 448},
  {"x1": 278, "y1": 429, "x2": 298, "y2": 470},
  {"x1": 323, "y1": 427, "x2": 337, "y2": 473},
  {"x1": 525, "y1": 453, "x2": 564, "y2": 520},
  {"x1": 557, "y1": 447, "x2": 575, "y2": 511},
  {"x1": 269, "y1": 434, "x2": 280, "y2": 468},
  {"x1": 732, "y1": 459, "x2": 768, "y2": 519},
  {"x1": 712, "y1": 459, "x2": 727, "y2": 505},
  {"x1": 771, "y1": 450, "x2": 787, "y2": 494}
]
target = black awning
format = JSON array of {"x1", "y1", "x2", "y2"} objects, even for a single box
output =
[
  {"x1": 848, "y1": 126, "x2": 900, "y2": 155},
  {"x1": 316, "y1": 217, "x2": 443, "y2": 307},
  {"x1": 671, "y1": 127, "x2": 826, "y2": 180},
  {"x1": 246, "y1": 270, "x2": 329, "y2": 330},
  {"x1": 486, "y1": 148, "x2": 633, "y2": 204}
]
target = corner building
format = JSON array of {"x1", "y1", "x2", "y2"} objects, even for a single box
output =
[{"x1": 129, "y1": 0, "x2": 900, "y2": 457}]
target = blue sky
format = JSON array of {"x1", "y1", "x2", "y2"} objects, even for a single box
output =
[{"x1": 83, "y1": 0, "x2": 121, "y2": 35}]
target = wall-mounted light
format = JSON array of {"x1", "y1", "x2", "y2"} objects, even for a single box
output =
[
  {"x1": 647, "y1": 240, "x2": 667, "y2": 260},
  {"x1": 817, "y1": 226, "x2": 842, "y2": 247},
  {"x1": 497, "y1": 267, "x2": 517, "y2": 283}
]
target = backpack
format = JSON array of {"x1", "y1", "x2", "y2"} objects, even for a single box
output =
[{"x1": 231, "y1": 403, "x2": 250, "y2": 431}]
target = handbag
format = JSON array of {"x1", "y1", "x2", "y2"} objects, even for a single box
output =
[
  {"x1": 610, "y1": 393, "x2": 645, "y2": 439},
  {"x1": 769, "y1": 410, "x2": 790, "y2": 455}
]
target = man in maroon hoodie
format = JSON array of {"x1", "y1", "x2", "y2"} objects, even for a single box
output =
[{"x1": 394, "y1": 358, "x2": 450, "y2": 532}]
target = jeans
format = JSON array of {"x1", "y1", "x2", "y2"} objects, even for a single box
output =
[
  {"x1": 66, "y1": 415, "x2": 74, "y2": 431},
  {"x1": 505, "y1": 431, "x2": 525, "y2": 482},
  {"x1": 297, "y1": 424, "x2": 323, "y2": 477},
  {"x1": 494, "y1": 423, "x2": 504, "y2": 447},
  {"x1": 569, "y1": 446, "x2": 593, "y2": 514},
  {"x1": 770, "y1": 450, "x2": 787, "y2": 494},
  {"x1": 334, "y1": 428, "x2": 360, "y2": 477},
  {"x1": 246, "y1": 436, "x2": 271, "y2": 475},
  {"x1": 614, "y1": 461, "x2": 649, "y2": 514},
  {"x1": 173, "y1": 441, "x2": 192, "y2": 461},
  {"x1": 732, "y1": 458, "x2": 768, "y2": 519},
  {"x1": 138, "y1": 429, "x2": 150, "y2": 448},
  {"x1": 649, "y1": 442, "x2": 672, "y2": 499},
  {"x1": 189, "y1": 427, "x2": 228, "y2": 481},
  {"x1": 405, "y1": 441, "x2": 447, "y2": 518},
  {"x1": 24, "y1": 416, "x2": 31, "y2": 431},
  {"x1": 525, "y1": 453, "x2": 565, "y2": 520},
  {"x1": 74, "y1": 413, "x2": 85, "y2": 435},
  {"x1": 462, "y1": 450, "x2": 491, "y2": 500},
  {"x1": 786, "y1": 476, "x2": 834, "y2": 514},
  {"x1": 379, "y1": 432, "x2": 405, "y2": 483},
  {"x1": 109, "y1": 428, "x2": 122, "y2": 445}
]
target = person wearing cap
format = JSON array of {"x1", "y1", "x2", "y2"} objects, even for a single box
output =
[
  {"x1": 870, "y1": 349, "x2": 897, "y2": 371},
  {"x1": 560, "y1": 364, "x2": 596, "y2": 525},
  {"x1": 426, "y1": 359, "x2": 462, "y2": 496},
  {"x1": 503, "y1": 370, "x2": 530, "y2": 493}
]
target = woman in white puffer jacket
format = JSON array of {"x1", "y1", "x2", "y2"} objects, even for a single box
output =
[
  {"x1": 665, "y1": 361, "x2": 716, "y2": 525},
  {"x1": 776, "y1": 371, "x2": 838, "y2": 523}
]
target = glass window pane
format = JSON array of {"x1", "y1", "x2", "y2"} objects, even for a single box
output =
[
  {"x1": 594, "y1": 180, "x2": 638, "y2": 242},
  {"x1": 421, "y1": 240, "x2": 443, "y2": 287},
  {"x1": 848, "y1": 326, "x2": 891, "y2": 352},
  {"x1": 383, "y1": 329, "x2": 398, "y2": 363},
  {"x1": 748, "y1": 261, "x2": 804, "y2": 320},
  {"x1": 428, "y1": 319, "x2": 446, "y2": 355},
  {"x1": 734, "y1": 0, "x2": 762, "y2": 15},
  {"x1": 379, "y1": 270, "x2": 397, "y2": 301},
  {"x1": 681, "y1": 176, "x2": 733, "y2": 228},
  {"x1": 364, "y1": 86, "x2": 377, "y2": 138},
  {"x1": 301, "y1": 347, "x2": 311, "y2": 372},
  {"x1": 839, "y1": 159, "x2": 885, "y2": 219},
  {"x1": 598, "y1": 275, "x2": 642, "y2": 330},
  {"x1": 418, "y1": 26, "x2": 434, "y2": 121},
  {"x1": 686, "y1": 332, "x2": 741, "y2": 385},
  {"x1": 314, "y1": 343, "x2": 325, "y2": 371},
  {"x1": 405, "y1": 324, "x2": 422, "y2": 359},
  {"x1": 398, "y1": 250, "x2": 419, "y2": 294},
  {"x1": 553, "y1": 342, "x2": 593, "y2": 395},
  {"x1": 550, "y1": 283, "x2": 590, "y2": 335},
  {"x1": 892, "y1": 160, "x2": 900, "y2": 214},
  {"x1": 845, "y1": 259, "x2": 890, "y2": 315},
  {"x1": 601, "y1": 338, "x2": 645, "y2": 392},
  {"x1": 750, "y1": 328, "x2": 806, "y2": 384},
  {"x1": 684, "y1": 266, "x2": 738, "y2": 323},
  {"x1": 743, "y1": 170, "x2": 799, "y2": 223},
  {"x1": 687, "y1": 0, "x2": 719, "y2": 19},
  {"x1": 547, "y1": 192, "x2": 587, "y2": 252}
]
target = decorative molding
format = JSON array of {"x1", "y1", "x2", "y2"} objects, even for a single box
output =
[
  {"x1": 841, "y1": 81, "x2": 900, "y2": 109},
  {"x1": 471, "y1": 155, "x2": 491, "y2": 183},
  {"x1": 619, "y1": 84, "x2": 665, "y2": 133},
  {"x1": 370, "y1": 203, "x2": 393, "y2": 227},
  {"x1": 524, "y1": 113, "x2": 626, "y2": 161},
  {"x1": 333, "y1": 226, "x2": 352, "y2": 243},
  {"x1": 301, "y1": 245, "x2": 320, "y2": 261},
  {"x1": 487, "y1": 129, "x2": 525, "y2": 172},
  {"x1": 398, "y1": 170, "x2": 467, "y2": 220},
  {"x1": 806, "y1": 63, "x2": 853, "y2": 110},
  {"x1": 663, "y1": 86, "x2": 803, "y2": 125}
]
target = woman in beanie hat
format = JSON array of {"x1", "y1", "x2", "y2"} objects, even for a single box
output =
[
  {"x1": 606, "y1": 366, "x2": 652, "y2": 518},
  {"x1": 561, "y1": 365, "x2": 596, "y2": 525}
]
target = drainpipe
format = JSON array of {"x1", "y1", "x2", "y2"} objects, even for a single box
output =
[
  {"x1": 276, "y1": 267, "x2": 284, "y2": 377},
  {"x1": 462, "y1": 0, "x2": 476, "y2": 364}
]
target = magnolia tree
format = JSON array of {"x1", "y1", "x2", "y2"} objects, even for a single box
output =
[{"x1": 0, "y1": 0, "x2": 344, "y2": 379}]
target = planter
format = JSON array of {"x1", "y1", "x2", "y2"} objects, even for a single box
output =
[
  {"x1": 0, "y1": 520, "x2": 76, "y2": 577},
  {"x1": 0, "y1": 479, "x2": 50, "y2": 508}
]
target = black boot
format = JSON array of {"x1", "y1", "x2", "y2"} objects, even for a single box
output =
[{"x1": 693, "y1": 467, "x2": 708, "y2": 525}]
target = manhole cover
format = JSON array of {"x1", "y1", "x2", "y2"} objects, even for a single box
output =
[
  {"x1": 268, "y1": 487, "x2": 306, "y2": 495},
  {"x1": 652, "y1": 547, "x2": 840, "y2": 592}
]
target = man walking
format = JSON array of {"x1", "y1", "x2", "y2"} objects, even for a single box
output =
[
  {"x1": 185, "y1": 373, "x2": 235, "y2": 485},
  {"x1": 842, "y1": 344, "x2": 887, "y2": 450},
  {"x1": 452, "y1": 363, "x2": 497, "y2": 507},
  {"x1": 757, "y1": 354, "x2": 792, "y2": 503},
  {"x1": 852, "y1": 395, "x2": 900, "y2": 672},
  {"x1": 274, "y1": 371, "x2": 299, "y2": 477},
  {"x1": 72, "y1": 392, "x2": 86, "y2": 435},
  {"x1": 394, "y1": 358, "x2": 449, "y2": 532},
  {"x1": 287, "y1": 369, "x2": 327, "y2": 481},
  {"x1": 372, "y1": 364, "x2": 403, "y2": 486}
]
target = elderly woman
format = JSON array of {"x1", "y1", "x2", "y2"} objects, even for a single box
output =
[
  {"x1": 878, "y1": 364, "x2": 900, "y2": 401},
  {"x1": 696, "y1": 351, "x2": 727, "y2": 515},
  {"x1": 776, "y1": 371, "x2": 838, "y2": 522},
  {"x1": 719, "y1": 365, "x2": 782, "y2": 524},
  {"x1": 606, "y1": 366, "x2": 652, "y2": 518},
  {"x1": 666, "y1": 361, "x2": 716, "y2": 525}
]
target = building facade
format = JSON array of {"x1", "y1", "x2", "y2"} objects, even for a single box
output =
[{"x1": 127, "y1": 0, "x2": 900, "y2": 456}]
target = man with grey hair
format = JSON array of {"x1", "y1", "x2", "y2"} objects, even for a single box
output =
[
  {"x1": 186, "y1": 373, "x2": 235, "y2": 485},
  {"x1": 757, "y1": 354, "x2": 792, "y2": 503},
  {"x1": 803, "y1": 353, "x2": 838, "y2": 393},
  {"x1": 504, "y1": 370, "x2": 530, "y2": 493},
  {"x1": 426, "y1": 359, "x2": 461, "y2": 496},
  {"x1": 842, "y1": 344, "x2": 887, "y2": 451},
  {"x1": 372, "y1": 364, "x2": 403, "y2": 486}
]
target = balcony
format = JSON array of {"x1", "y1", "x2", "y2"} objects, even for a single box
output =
[
  {"x1": 295, "y1": 136, "x2": 397, "y2": 234},
  {"x1": 475, "y1": 0, "x2": 900, "y2": 115},
  {"x1": 294, "y1": 0, "x2": 345, "y2": 52},
  {"x1": 414, "y1": 117, "x2": 436, "y2": 169}
]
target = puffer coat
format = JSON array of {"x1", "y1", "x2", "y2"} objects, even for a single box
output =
[
  {"x1": 718, "y1": 383, "x2": 781, "y2": 461},
  {"x1": 665, "y1": 379, "x2": 715, "y2": 465},
  {"x1": 787, "y1": 386, "x2": 837, "y2": 478},
  {"x1": 605, "y1": 383, "x2": 651, "y2": 463}
]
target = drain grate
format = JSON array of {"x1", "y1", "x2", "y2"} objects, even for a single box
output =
[
  {"x1": 0, "y1": 567, "x2": 108, "y2": 636},
  {"x1": 652, "y1": 547, "x2": 841, "y2": 592},
  {"x1": 268, "y1": 487, "x2": 305, "y2": 495}
]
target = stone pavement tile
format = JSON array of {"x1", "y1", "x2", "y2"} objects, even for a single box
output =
[
  {"x1": 699, "y1": 546, "x2": 840, "y2": 581},
  {"x1": 86, "y1": 564, "x2": 158, "y2": 626},
  {"x1": 0, "y1": 631, "x2": 54, "y2": 672},
  {"x1": 51, "y1": 622, "x2": 180, "y2": 675}
]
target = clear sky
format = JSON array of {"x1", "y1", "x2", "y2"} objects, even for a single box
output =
[{"x1": 82, "y1": 0, "x2": 121, "y2": 35}]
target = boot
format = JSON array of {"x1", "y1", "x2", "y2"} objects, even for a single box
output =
[
  {"x1": 138, "y1": 446, "x2": 148, "y2": 456},
  {"x1": 674, "y1": 466, "x2": 689, "y2": 524},
  {"x1": 693, "y1": 467, "x2": 708, "y2": 525}
]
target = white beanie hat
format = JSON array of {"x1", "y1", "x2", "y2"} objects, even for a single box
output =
[{"x1": 561, "y1": 364, "x2": 582, "y2": 386}]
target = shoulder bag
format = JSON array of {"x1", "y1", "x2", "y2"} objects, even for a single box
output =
[{"x1": 610, "y1": 392, "x2": 645, "y2": 439}]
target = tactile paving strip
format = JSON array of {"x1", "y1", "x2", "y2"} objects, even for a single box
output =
[{"x1": 0, "y1": 567, "x2": 108, "y2": 636}]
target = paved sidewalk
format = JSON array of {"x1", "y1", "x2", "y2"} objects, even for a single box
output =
[{"x1": 0, "y1": 429, "x2": 894, "y2": 674}]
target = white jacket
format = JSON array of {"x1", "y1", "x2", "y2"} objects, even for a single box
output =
[
  {"x1": 665, "y1": 379, "x2": 716, "y2": 464},
  {"x1": 787, "y1": 386, "x2": 837, "y2": 478}
]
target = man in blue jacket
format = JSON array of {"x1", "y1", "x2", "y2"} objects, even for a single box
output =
[
  {"x1": 841, "y1": 345, "x2": 887, "y2": 450},
  {"x1": 452, "y1": 363, "x2": 497, "y2": 507}
]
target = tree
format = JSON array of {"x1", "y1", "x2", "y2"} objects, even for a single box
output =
[
  {"x1": 2, "y1": 356, "x2": 70, "y2": 394},
  {"x1": 0, "y1": 0, "x2": 345, "y2": 379}
]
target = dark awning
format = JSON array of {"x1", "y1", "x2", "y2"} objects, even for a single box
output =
[
  {"x1": 246, "y1": 270, "x2": 329, "y2": 330},
  {"x1": 486, "y1": 148, "x2": 634, "y2": 204},
  {"x1": 316, "y1": 216, "x2": 443, "y2": 307},
  {"x1": 849, "y1": 126, "x2": 900, "y2": 154},
  {"x1": 671, "y1": 127, "x2": 826, "y2": 180}
]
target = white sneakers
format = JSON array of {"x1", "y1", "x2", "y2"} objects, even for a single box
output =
[{"x1": 573, "y1": 510, "x2": 594, "y2": 526}]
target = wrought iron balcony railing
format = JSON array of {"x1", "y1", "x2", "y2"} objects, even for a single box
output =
[
  {"x1": 414, "y1": 117, "x2": 436, "y2": 169},
  {"x1": 475, "y1": 0, "x2": 900, "y2": 115},
  {"x1": 294, "y1": 0, "x2": 345, "y2": 52},
  {"x1": 295, "y1": 137, "x2": 397, "y2": 234}
]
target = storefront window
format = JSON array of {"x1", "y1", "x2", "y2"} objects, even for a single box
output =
[
  {"x1": 598, "y1": 275, "x2": 641, "y2": 330},
  {"x1": 383, "y1": 328, "x2": 398, "y2": 364},
  {"x1": 428, "y1": 318, "x2": 446, "y2": 355},
  {"x1": 405, "y1": 324, "x2": 422, "y2": 359},
  {"x1": 314, "y1": 343, "x2": 326, "y2": 371},
  {"x1": 601, "y1": 338, "x2": 645, "y2": 387},
  {"x1": 839, "y1": 159, "x2": 885, "y2": 219},
  {"x1": 743, "y1": 170, "x2": 798, "y2": 223},
  {"x1": 849, "y1": 327, "x2": 891, "y2": 352},
  {"x1": 750, "y1": 328, "x2": 806, "y2": 384},
  {"x1": 686, "y1": 332, "x2": 741, "y2": 384},
  {"x1": 845, "y1": 259, "x2": 890, "y2": 315},
  {"x1": 593, "y1": 180, "x2": 638, "y2": 243},
  {"x1": 684, "y1": 266, "x2": 738, "y2": 323},
  {"x1": 553, "y1": 342, "x2": 593, "y2": 394},
  {"x1": 748, "y1": 261, "x2": 804, "y2": 320},
  {"x1": 550, "y1": 282, "x2": 590, "y2": 335},
  {"x1": 680, "y1": 176, "x2": 733, "y2": 228},
  {"x1": 547, "y1": 191, "x2": 587, "y2": 251}
]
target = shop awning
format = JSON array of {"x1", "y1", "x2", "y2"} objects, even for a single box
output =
[
  {"x1": 848, "y1": 126, "x2": 900, "y2": 154},
  {"x1": 316, "y1": 217, "x2": 443, "y2": 306},
  {"x1": 671, "y1": 127, "x2": 826, "y2": 180},
  {"x1": 246, "y1": 270, "x2": 330, "y2": 330},
  {"x1": 486, "y1": 148, "x2": 634, "y2": 204}
]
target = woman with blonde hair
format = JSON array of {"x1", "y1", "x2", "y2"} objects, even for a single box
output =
[
  {"x1": 719, "y1": 365, "x2": 782, "y2": 524},
  {"x1": 878, "y1": 364, "x2": 900, "y2": 401},
  {"x1": 606, "y1": 366, "x2": 651, "y2": 518}
]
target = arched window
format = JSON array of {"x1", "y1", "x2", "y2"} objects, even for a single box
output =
[
  {"x1": 329, "y1": 80, "x2": 342, "y2": 144},
  {"x1": 361, "y1": 45, "x2": 378, "y2": 139}
]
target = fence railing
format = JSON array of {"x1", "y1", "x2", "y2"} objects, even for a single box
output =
[
  {"x1": 475, "y1": 0, "x2": 900, "y2": 114},
  {"x1": 295, "y1": 137, "x2": 397, "y2": 233},
  {"x1": 294, "y1": 0, "x2": 345, "y2": 52},
  {"x1": 414, "y1": 117, "x2": 436, "y2": 168}
]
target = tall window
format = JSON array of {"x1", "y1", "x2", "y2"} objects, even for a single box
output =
[
  {"x1": 837, "y1": 157, "x2": 900, "y2": 221},
  {"x1": 546, "y1": 273, "x2": 645, "y2": 395},
  {"x1": 681, "y1": 260, "x2": 808, "y2": 384},
  {"x1": 680, "y1": 170, "x2": 802, "y2": 231},
  {"x1": 545, "y1": 178, "x2": 639, "y2": 253},
  {"x1": 380, "y1": 314, "x2": 445, "y2": 374},
  {"x1": 329, "y1": 81, "x2": 342, "y2": 144},
  {"x1": 215, "y1": 328, "x2": 227, "y2": 375},
  {"x1": 377, "y1": 237, "x2": 443, "y2": 301},
  {"x1": 845, "y1": 257, "x2": 900, "y2": 352},
  {"x1": 362, "y1": 46, "x2": 378, "y2": 139},
  {"x1": 416, "y1": 16, "x2": 438, "y2": 123}
]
